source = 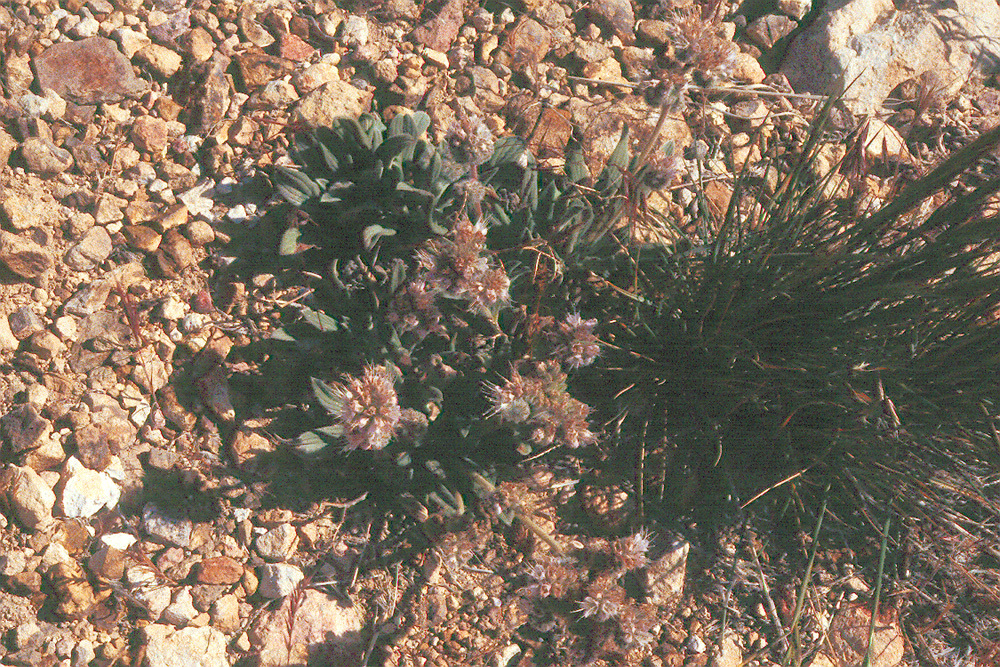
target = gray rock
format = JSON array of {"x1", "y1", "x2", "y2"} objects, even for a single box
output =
[
  {"x1": 258, "y1": 563, "x2": 303, "y2": 598},
  {"x1": 21, "y1": 431, "x2": 65, "y2": 472},
  {"x1": 143, "y1": 503, "x2": 193, "y2": 547},
  {"x1": 209, "y1": 593, "x2": 240, "y2": 634},
  {"x1": 148, "y1": 7, "x2": 191, "y2": 45},
  {"x1": 112, "y1": 27, "x2": 152, "y2": 58},
  {"x1": 746, "y1": 14, "x2": 798, "y2": 50},
  {"x1": 72, "y1": 639, "x2": 96, "y2": 667},
  {"x1": 18, "y1": 90, "x2": 66, "y2": 120},
  {"x1": 70, "y1": 15, "x2": 100, "y2": 39},
  {"x1": 29, "y1": 331, "x2": 63, "y2": 360},
  {"x1": 177, "y1": 181, "x2": 215, "y2": 217},
  {"x1": 4, "y1": 52, "x2": 34, "y2": 97},
  {"x1": 190, "y1": 583, "x2": 226, "y2": 611},
  {"x1": 588, "y1": 0, "x2": 635, "y2": 43},
  {"x1": 642, "y1": 541, "x2": 689, "y2": 606},
  {"x1": 0, "y1": 316, "x2": 18, "y2": 351},
  {"x1": 234, "y1": 48, "x2": 294, "y2": 88},
  {"x1": 253, "y1": 590, "x2": 363, "y2": 665},
  {"x1": 779, "y1": 0, "x2": 812, "y2": 19},
  {"x1": 33, "y1": 37, "x2": 147, "y2": 104},
  {"x1": 132, "y1": 347, "x2": 169, "y2": 394},
  {"x1": 73, "y1": 423, "x2": 118, "y2": 470},
  {"x1": 182, "y1": 53, "x2": 232, "y2": 134},
  {"x1": 342, "y1": 15, "x2": 370, "y2": 47},
  {"x1": 162, "y1": 587, "x2": 199, "y2": 627},
  {"x1": 0, "y1": 549, "x2": 26, "y2": 576},
  {"x1": 147, "y1": 447, "x2": 179, "y2": 471},
  {"x1": 140, "y1": 625, "x2": 229, "y2": 667},
  {"x1": 156, "y1": 229, "x2": 196, "y2": 277},
  {"x1": 12, "y1": 621, "x2": 41, "y2": 650},
  {"x1": 2, "y1": 190, "x2": 61, "y2": 230},
  {"x1": 781, "y1": 0, "x2": 1000, "y2": 116},
  {"x1": 64, "y1": 282, "x2": 114, "y2": 318},
  {"x1": 126, "y1": 566, "x2": 172, "y2": 618},
  {"x1": 411, "y1": 0, "x2": 464, "y2": 51},
  {"x1": 136, "y1": 44, "x2": 184, "y2": 78},
  {"x1": 184, "y1": 219, "x2": 215, "y2": 246}
]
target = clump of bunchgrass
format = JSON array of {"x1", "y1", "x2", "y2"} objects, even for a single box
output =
[{"x1": 598, "y1": 106, "x2": 1000, "y2": 529}]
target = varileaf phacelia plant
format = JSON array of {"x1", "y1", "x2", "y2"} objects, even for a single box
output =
[{"x1": 281, "y1": 110, "x2": 603, "y2": 464}]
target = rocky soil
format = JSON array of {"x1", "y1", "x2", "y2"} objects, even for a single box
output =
[{"x1": 1, "y1": 0, "x2": 1000, "y2": 665}]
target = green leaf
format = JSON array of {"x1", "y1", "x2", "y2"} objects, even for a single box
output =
[
  {"x1": 389, "y1": 260, "x2": 407, "y2": 293},
  {"x1": 276, "y1": 183, "x2": 309, "y2": 207},
  {"x1": 319, "y1": 141, "x2": 340, "y2": 173},
  {"x1": 375, "y1": 135, "x2": 416, "y2": 166},
  {"x1": 395, "y1": 182, "x2": 434, "y2": 200},
  {"x1": 565, "y1": 143, "x2": 589, "y2": 184},
  {"x1": 486, "y1": 136, "x2": 528, "y2": 169},
  {"x1": 278, "y1": 227, "x2": 301, "y2": 255},
  {"x1": 411, "y1": 112, "x2": 431, "y2": 136},
  {"x1": 296, "y1": 425, "x2": 345, "y2": 456},
  {"x1": 298, "y1": 306, "x2": 342, "y2": 331},
  {"x1": 269, "y1": 327, "x2": 295, "y2": 342},
  {"x1": 362, "y1": 224, "x2": 397, "y2": 250},
  {"x1": 275, "y1": 166, "x2": 321, "y2": 205},
  {"x1": 312, "y1": 377, "x2": 344, "y2": 415}
]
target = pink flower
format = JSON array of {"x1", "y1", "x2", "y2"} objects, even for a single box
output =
[{"x1": 330, "y1": 364, "x2": 402, "y2": 451}]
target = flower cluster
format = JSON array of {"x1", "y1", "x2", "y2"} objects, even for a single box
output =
[
  {"x1": 516, "y1": 535, "x2": 662, "y2": 656},
  {"x1": 444, "y1": 112, "x2": 495, "y2": 167},
  {"x1": 388, "y1": 215, "x2": 511, "y2": 340},
  {"x1": 579, "y1": 575, "x2": 626, "y2": 621},
  {"x1": 551, "y1": 313, "x2": 601, "y2": 369},
  {"x1": 659, "y1": 5, "x2": 739, "y2": 84},
  {"x1": 612, "y1": 529, "x2": 653, "y2": 571},
  {"x1": 485, "y1": 361, "x2": 597, "y2": 449},
  {"x1": 329, "y1": 364, "x2": 402, "y2": 451}
]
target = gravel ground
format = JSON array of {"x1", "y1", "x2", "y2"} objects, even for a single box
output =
[{"x1": 1, "y1": 0, "x2": 999, "y2": 665}]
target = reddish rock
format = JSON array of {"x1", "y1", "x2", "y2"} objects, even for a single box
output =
[
  {"x1": 33, "y1": 37, "x2": 147, "y2": 104},
  {"x1": 279, "y1": 33, "x2": 315, "y2": 62},
  {"x1": 132, "y1": 116, "x2": 169, "y2": 157},
  {"x1": 411, "y1": 0, "x2": 464, "y2": 51},
  {"x1": 234, "y1": 48, "x2": 294, "y2": 88},
  {"x1": 196, "y1": 556, "x2": 244, "y2": 585},
  {"x1": 500, "y1": 18, "x2": 551, "y2": 72}
]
